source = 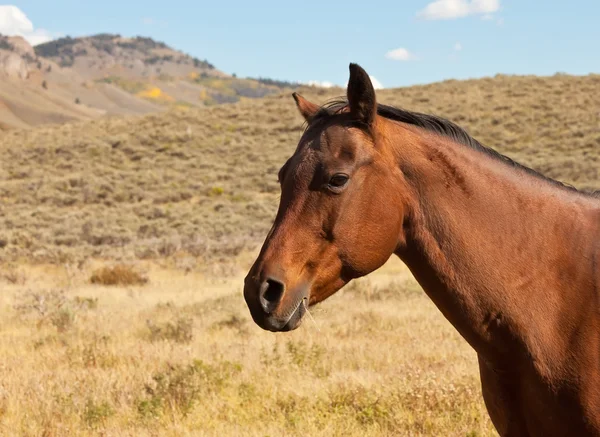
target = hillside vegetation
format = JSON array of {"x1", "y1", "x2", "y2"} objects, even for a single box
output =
[
  {"x1": 34, "y1": 34, "x2": 215, "y2": 71},
  {"x1": 1, "y1": 73, "x2": 599, "y2": 265}
]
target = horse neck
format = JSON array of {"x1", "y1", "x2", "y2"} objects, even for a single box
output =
[{"x1": 385, "y1": 122, "x2": 598, "y2": 363}]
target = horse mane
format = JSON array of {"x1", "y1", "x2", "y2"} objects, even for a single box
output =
[{"x1": 313, "y1": 99, "x2": 596, "y2": 197}]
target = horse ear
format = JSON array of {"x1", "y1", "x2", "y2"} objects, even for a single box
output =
[
  {"x1": 292, "y1": 93, "x2": 320, "y2": 122},
  {"x1": 347, "y1": 63, "x2": 376, "y2": 125}
]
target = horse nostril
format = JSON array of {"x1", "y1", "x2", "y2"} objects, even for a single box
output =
[
  {"x1": 259, "y1": 278, "x2": 285, "y2": 313},
  {"x1": 264, "y1": 279, "x2": 284, "y2": 302}
]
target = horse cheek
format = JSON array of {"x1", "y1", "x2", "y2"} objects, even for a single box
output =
[{"x1": 343, "y1": 199, "x2": 400, "y2": 276}]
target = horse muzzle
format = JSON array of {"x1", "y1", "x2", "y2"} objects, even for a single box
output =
[{"x1": 243, "y1": 274, "x2": 308, "y2": 332}]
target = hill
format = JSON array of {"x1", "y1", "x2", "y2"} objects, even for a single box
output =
[
  {"x1": 0, "y1": 34, "x2": 104, "y2": 129},
  {"x1": 0, "y1": 73, "x2": 599, "y2": 265},
  {"x1": 34, "y1": 33, "x2": 216, "y2": 75},
  {"x1": 0, "y1": 34, "x2": 299, "y2": 129}
]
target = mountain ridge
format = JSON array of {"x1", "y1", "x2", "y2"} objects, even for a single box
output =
[{"x1": 0, "y1": 33, "x2": 300, "y2": 129}]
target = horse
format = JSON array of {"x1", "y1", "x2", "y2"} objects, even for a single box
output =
[{"x1": 243, "y1": 63, "x2": 600, "y2": 436}]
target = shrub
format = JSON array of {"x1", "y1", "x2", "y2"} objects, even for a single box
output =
[
  {"x1": 208, "y1": 186, "x2": 224, "y2": 196},
  {"x1": 137, "y1": 359, "x2": 241, "y2": 418},
  {"x1": 83, "y1": 399, "x2": 114, "y2": 429},
  {"x1": 13, "y1": 289, "x2": 97, "y2": 333},
  {"x1": 0, "y1": 265, "x2": 26, "y2": 284},
  {"x1": 90, "y1": 264, "x2": 148, "y2": 286},
  {"x1": 213, "y1": 314, "x2": 246, "y2": 333},
  {"x1": 146, "y1": 317, "x2": 193, "y2": 343},
  {"x1": 51, "y1": 307, "x2": 76, "y2": 333},
  {"x1": 286, "y1": 340, "x2": 330, "y2": 377}
]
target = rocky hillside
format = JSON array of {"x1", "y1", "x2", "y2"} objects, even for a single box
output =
[
  {"x1": 0, "y1": 34, "x2": 103, "y2": 129},
  {"x1": 0, "y1": 34, "x2": 299, "y2": 129},
  {"x1": 33, "y1": 33, "x2": 217, "y2": 79},
  {"x1": 0, "y1": 35, "x2": 50, "y2": 79}
]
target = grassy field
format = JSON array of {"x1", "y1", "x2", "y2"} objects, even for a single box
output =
[
  {"x1": 0, "y1": 258, "x2": 495, "y2": 436},
  {"x1": 1, "y1": 73, "x2": 600, "y2": 436}
]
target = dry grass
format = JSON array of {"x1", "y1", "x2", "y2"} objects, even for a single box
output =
[
  {"x1": 89, "y1": 264, "x2": 148, "y2": 286},
  {"x1": 0, "y1": 259, "x2": 496, "y2": 436},
  {"x1": 0, "y1": 74, "x2": 599, "y2": 265}
]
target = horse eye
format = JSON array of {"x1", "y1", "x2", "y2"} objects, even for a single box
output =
[{"x1": 328, "y1": 174, "x2": 349, "y2": 190}]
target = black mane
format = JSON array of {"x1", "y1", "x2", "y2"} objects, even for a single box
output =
[{"x1": 313, "y1": 99, "x2": 595, "y2": 196}]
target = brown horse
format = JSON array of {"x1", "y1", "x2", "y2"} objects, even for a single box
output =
[{"x1": 243, "y1": 63, "x2": 600, "y2": 436}]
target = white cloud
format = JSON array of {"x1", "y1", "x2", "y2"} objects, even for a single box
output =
[
  {"x1": 454, "y1": 42, "x2": 463, "y2": 51},
  {"x1": 416, "y1": 0, "x2": 500, "y2": 20},
  {"x1": 470, "y1": 0, "x2": 501, "y2": 14},
  {"x1": 306, "y1": 75, "x2": 384, "y2": 91},
  {"x1": 385, "y1": 47, "x2": 417, "y2": 61},
  {"x1": 305, "y1": 80, "x2": 337, "y2": 88},
  {"x1": 369, "y1": 76, "x2": 384, "y2": 90},
  {"x1": 21, "y1": 28, "x2": 55, "y2": 46},
  {"x1": 0, "y1": 5, "x2": 58, "y2": 46},
  {"x1": 342, "y1": 75, "x2": 384, "y2": 90},
  {"x1": 142, "y1": 17, "x2": 155, "y2": 25}
]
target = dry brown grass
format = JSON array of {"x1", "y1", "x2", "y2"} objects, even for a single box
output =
[
  {"x1": 89, "y1": 264, "x2": 148, "y2": 286},
  {"x1": 0, "y1": 73, "x2": 598, "y2": 265},
  {"x1": 0, "y1": 264, "x2": 26, "y2": 285},
  {"x1": 0, "y1": 259, "x2": 496, "y2": 436}
]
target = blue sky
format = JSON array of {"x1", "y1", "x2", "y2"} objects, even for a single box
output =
[{"x1": 4, "y1": 1, "x2": 600, "y2": 88}]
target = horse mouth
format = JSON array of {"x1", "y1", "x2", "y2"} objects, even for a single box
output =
[
  {"x1": 279, "y1": 298, "x2": 307, "y2": 331},
  {"x1": 246, "y1": 293, "x2": 307, "y2": 332},
  {"x1": 260, "y1": 296, "x2": 306, "y2": 332}
]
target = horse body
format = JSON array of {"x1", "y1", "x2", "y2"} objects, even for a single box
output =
[
  {"x1": 243, "y1": 63, "x2": 600, "y2": 436},
  {"x1": 393, "y1": 126, "x2": 600, "y2": 435}
]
